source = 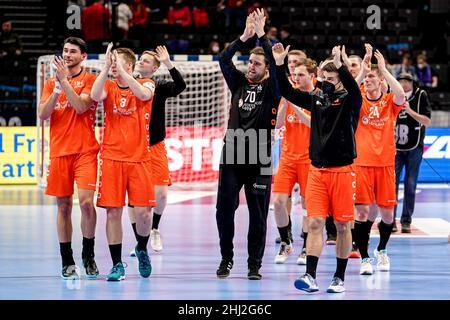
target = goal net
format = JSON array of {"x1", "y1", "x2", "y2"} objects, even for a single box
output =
[{"x1": 36, "y1": 54, "x2": 249, "y2": 188}]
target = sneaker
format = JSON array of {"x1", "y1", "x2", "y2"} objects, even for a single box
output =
[
  {"x1": 294, "y1": 273, "x2": 319, "y2": 292},
  {"x1": 82, "y1": 257, "x2": 99, "y2": 279},
  {"x1": 348, "y1": 243, "x2": 361, "y2": 259},
  {"x1": 326, "y1": 234, "x2": 337, "y2": 245},
  {"x1": 296, "y1": 249, "x2": 307, "y2": 265},
  {"x1": 392, "y1": 221, "x2": 398, "y2": 233},
  {"x1": 130, "y1": 248, "x2": 136, "y2": 257},
  {"x1": 61, "y1": 265, "x2": 81, "y2": 280},
  {"x1": 247, "y1": 265, "x2": 262, "y2": 280},
  {"x1": 374, "y1": 248, "x2": 390, "y2": 271},
  {"x1": 106, "y1": 262, "x2": 126, "y2": 281},
  {"x1": 274, "y1": 242, "x2": 293, "y2": 264},
  {"x1": 401, "y1": 223, "x2": 411, "y2": 233},
  {"x1": 216, "y1": 259, "x2": 233, "y2": 278},
  {"x1": 135, "y1": 246, "x2": 152, "y2": 278},
  {"x1": 326, "y1": 277, "x2": 346, "y2": 293},
  {"x1": 150, "y1": 229, "x2": 163, "y2": 251},
  {"x1": 360, "y1": 258, "x2": 374, "y2": 275}
]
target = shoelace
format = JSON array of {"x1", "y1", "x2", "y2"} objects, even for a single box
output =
[{"x1": 379, "y1": 253, "x2": 390, "y2": 265}]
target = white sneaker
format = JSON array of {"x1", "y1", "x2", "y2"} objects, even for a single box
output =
[
  {"x1": 274, "y1": 242, "x2": 293, "y2": 264},
  {"x1": 130, "y1": 248, "x2": 136, "y2": 257},
  {"x1": 150, "y1": 229, "x2": 163, "y2": 251},
  {"x1": 326, "y1": 277, "x2": 346, "y2": 293},
  {"x1": 374, "y1": 248, "x2": 390, "y2": 271},
  {"x1": 294, "y1": 273, "x2": 319, "y2": 292},
  {"x1": 360, "y1": 258, "x2": 374, "y2": 275},
  {"x1": 296, "y1": 249, "x2": 307, "y2": 265}
]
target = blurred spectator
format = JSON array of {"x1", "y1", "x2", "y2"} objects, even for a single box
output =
[
  {"x1": 192, "y1": 6, "x2": 210, "y2": 29},
  {"x1": 0, "y1": 20, "x2": 23, "y2": 59},
  {"x1": 129, "y1": 0, "x2": 149, "y2": 41},
  {"x1": 267, "y1": 26, "x2": 279, "y2": 45},
  {"x1": 82, "y1": 0, "x2": 111, "y2": 53},
  {"x1": 393, "y1": 53, "x2": 417, "y2": 79},
  {"x1": 117, "y1": 0, "x2": 133, "y2": 39},
  {"x1": 207, "y1": 40, "x2": 220, "y2": 55},
  {"x1": 279, "y1": 24, "x2": 300, "y2": 50},
  {"x1": 218, "y1": 0, "x2": 247, "y2": 33},
  {"x1": 168, "y1": 0, "x2": 192, "y2": 28},
  {"x1": 415, "y1": 54, "x2": 438, "y2": 89}
]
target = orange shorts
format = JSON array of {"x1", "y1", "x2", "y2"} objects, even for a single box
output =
[
  {"x1": 46, "y1": 150, "x2": 98, "y2": 197},
  {"x1": 96, "y1": 158, "x2": 156, "y2": 207},
  {"x1": 305, "y1": 165, "x2": 356, "y2": 222},
  {"x1": 355, "y1": 165, "x2": 397, "y2": 208},
  {"x1": 273, "y1": 157, "x2": 309, "y2": 196},
  {"x1": 150, "y1": 141, "x2": 171, "y2": 186}
]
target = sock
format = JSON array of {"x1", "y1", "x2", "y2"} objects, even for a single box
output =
[
  {"x1": 152, "y1": 212, "x2": 162, "y2": 230},
  {"x1": 334, "y1": 258, "x2": 348, "y2": 281},
  {"x1": 302, "y1": 232, "x2": 308, "y2": 250},
  {"x1": 108, "y1": 244, "x2": 122, "y2": 266},
  {"x1": 355, "y1": 220, "x2": 374, "y2": 259},
  {"x1": 60, "y1": 242, "x2": 75, "y2": 267},
  {"x1": 82, "y1": 237, "x2": 95, "y2": 259},
  {"x1": 306, "y1": 255, "x2": 319, "y2": 279},
  {"x1": 131, "y1": 223, "x2": 139, "y2": 241},
  {"x1": 351, "y1": 227, "x2": 357, "y2": 248},
  {"x1": 326, "y1": 216, "x2": 336, "y2": 237},
  {"x1": 136, "y1": 233, "x2": 150, "y2": 252},
  {"x1": 377, "y1": 220, "x2": 393, "y2": 251},
  {"x1": 277, "y1": 225, "x2": 291, "y2": 245}
]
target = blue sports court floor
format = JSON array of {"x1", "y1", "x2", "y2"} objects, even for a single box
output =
[{"x1": 0, "y1": 184, "x2": 449, "y2": 300}]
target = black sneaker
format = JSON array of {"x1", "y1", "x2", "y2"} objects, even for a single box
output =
[
  {"x1": 326, "y1": 233, "x2": 337, "y2": 245},
  {"x1": 401, "y1": 223, "x2": 411, "y2": 233},
  {"x1": 392, "y1": 221, "x2": 398, "y2": 233},
  {"x1": 83, "y1": 257, "x2": 99, "y2": 279},
  {"x1": 216, "y1": 259, "x2": 233, "y2": 278},
  {"x1": 247, "y1": 265, "x2": 262, "y2": 280}
]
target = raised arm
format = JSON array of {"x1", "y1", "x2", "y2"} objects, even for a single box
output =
[
  {"x1": 218, "y1": 13, "x2": 255, "y2": 91},
  {"x1": 272, "y1": 43, "x2": 313, "y2": 110},
  {"x1": 53, "y1": 56, "x2": 94, "y2": 114},
  {"x1": 374, "y1": 50, "x2": 405, "y2": 105},
  {"x1": 155, "y1": 45, "x2": 186, "y2": 97},
  {"x1": 38, "y1": 80, "x2": 60, "y2": 120},
  {"x1": 253, "y1": 8, "x2": 280, "y2": 99},
  {"x1": 91, "y1": 43, "x2": 113, "y2": 102},
  {"x1": 332, "y1": 46, "x2": 360, "y2": 97},
  {"x1": 114, "y1": 51, "x2": 154, "y2": 101},
  {"x1": 355, "y1": 43, "x2": 372, "y2": 86}
]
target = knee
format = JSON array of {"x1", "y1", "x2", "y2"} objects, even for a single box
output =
[
  {"x1": 335, "y1": 222, "x2": 349, "y2": 234},
  {"x1": 58, "y1": 202, "x2": 72, "y2": 216},
  {"x1": 356, "y1": 205, "x2": 369, "y2": 220},
  {"x1": 273, "y1": 196, "x2": 287, "y2": 211},
  {"x1": 79, "y1": 198, "x2": 95, "y2": 215},
  {"x1": 308, "y1": 218, "x2": 324, "y2": 233},
  {"x1": 156, "y1": 192, "x2": 167, "y2": 206}
]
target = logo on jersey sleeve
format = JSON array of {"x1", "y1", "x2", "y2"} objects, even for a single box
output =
[{"x1": 143, "y1": 81, "x2": 156, "y2": 93}]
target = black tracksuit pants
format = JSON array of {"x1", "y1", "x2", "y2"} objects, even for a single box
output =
[{"x1": 216, "y1": 163, "x2": 272, "y2": 268}]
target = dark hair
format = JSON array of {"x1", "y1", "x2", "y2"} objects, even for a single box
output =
[
  {"x1": 63, "y1": 37, "x2": 87, "y2": 54},
  {"x1": 249, "y1": 47, "x2": 268, "y2": 65},
  {"x1": 322, "y1": 62, "x2": 338, "y2": 73}
]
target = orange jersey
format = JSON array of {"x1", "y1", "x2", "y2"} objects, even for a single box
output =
[
  {"x1": 101, "y1": 78, "x2": 155, "y2": 162},
  {"x1": 355, "y1": 92, "x2": 404, "y2": 166},
  {"x1": 41, "y1": 70, "x2": 99, "y2": 158},
  {"x1": 280, "y1": 99, "x2": 311, "y2": 163}
]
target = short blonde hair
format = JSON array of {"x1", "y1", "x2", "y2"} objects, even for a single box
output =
[{"x1": 142, "y1": 50, "x2": 161, "y2": 68}]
